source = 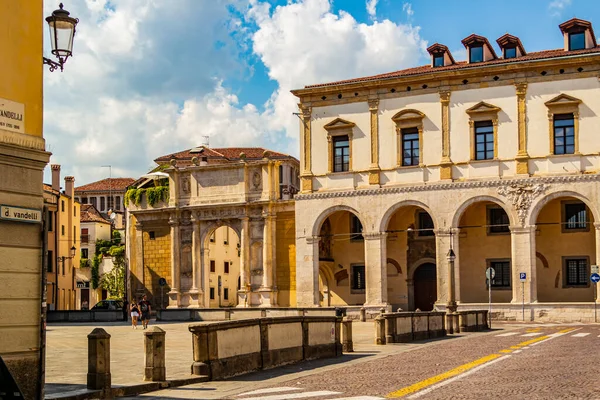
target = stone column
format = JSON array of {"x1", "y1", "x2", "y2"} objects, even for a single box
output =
[
  {"x1": 237, "y1": 217, "x2": 250, "y2": 307},
  {"x1": 594, "y1": 223, "x2": 600, "y2": 302},
  {"x1": 189, "y1": 214, "x2": 201, "y2": 307},
  {"x1": 134, "y1": 222, "x2": 144, "y2": 295},
  {"x1": 259, "y1": 213, "x2": 275, "y2": 306},
  {"x1": 167, "y1": 215, "x2": 181, "y2": 308},
  {"x1": 364, "y1": 232, "x2": 388, "y2": 306},
  {"x1": 434, "y1": 229, "x2": 452, "y2": 306},
  {"x1": 296, "y1": 236, "x2": 320, "y2": 307},
  {"x1": 87, "y1": 328, "x2": 111, "y2": 391},
  {"x1": 368, "y1": 98, "x2": 381, "y2": 185},
  {"x1": 515, "y1": 82, "x2": 530, "y2": 175},
  {"x1": 144, "y1": 327, "x2": 166, "y2": 381},
  {"x1": 510, "y1": 225, "x2": 537, "y2": 304}
]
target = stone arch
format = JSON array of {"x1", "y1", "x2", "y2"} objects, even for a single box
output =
[
  {"x1": 409, "y1": 257, "x2": 436, "y2": 280},
  {"x1": 387, "y1": 258, "x2": 402, "y2": 275},
  {"x1": 452, "y1": 195, "x2": 516, "y2": 228},
  {"x1": 379, "y1": 200, "x2": 438, "y2": 232},
  {"x1": 312, "y1": 205, "x2": 366, "y2": 237},
  {"x1": 528, "y1": 190, "x2": 600, "y2": 226},
  {"x1": 201, "y1": 220, "x2": 242, "y2": 249}
]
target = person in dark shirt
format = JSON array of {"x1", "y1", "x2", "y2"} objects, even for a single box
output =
[{"x1": 138, "y1": 295, "x2": 152, "y2": 329}]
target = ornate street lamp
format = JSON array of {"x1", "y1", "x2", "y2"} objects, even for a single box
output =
[
  {"x1": 44, "y1": 3, "x2": 79, "y2": 72},
  {"x1": 446, "y1": 232, "x2": 458, "y2": 334}
]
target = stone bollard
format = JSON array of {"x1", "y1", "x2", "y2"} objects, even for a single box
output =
[
  {"x1": 360, "y1": 307, "x2": 366, "y2": 322},
  {"x1": 374, "y1": 315, "x2": 386, "y2": 345},
  {"x1": 87, "y1": 328, "x2": 111, "y2": 391},
  {"x1": 144, "y1": 327, "x2": 166, "y2": 381},
  {"x1": 341, "y1": 319, "x2": 353, "y2": 352},
  {"x1": 446, "y1": 313, "x2": 454, "y2": 334}
]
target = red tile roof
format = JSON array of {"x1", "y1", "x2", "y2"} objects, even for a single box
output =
[
  {"x1": 154, "y1": 146, "x2": 298, "y2": 166},
  {"x1": 75, "y1": 178, "x2": 136, "y2": 193},
  {"x1": 80, "y1": 204, "x2": 110, "y2": 224},
  {"x1": 301, "y1": 46, "x2": 600, "y2": 89},
  {"x1": 43, "y1": 183, "x2": 60, "y2": 194}
]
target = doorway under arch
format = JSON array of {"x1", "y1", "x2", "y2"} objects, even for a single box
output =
[{"x1": 413, "y1": 263, "x2": 437, "y2": 311}]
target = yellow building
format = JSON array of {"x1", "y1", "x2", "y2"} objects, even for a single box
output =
[
  {"x1": 126, "y1": 146, "x2": 299, "y2": 308},
  {"x1": 292, "y1": 18, "x2": 600, "y2": 322},
  {"x1": 0, "y1": 1, "x2": 49, "y2": 398}
]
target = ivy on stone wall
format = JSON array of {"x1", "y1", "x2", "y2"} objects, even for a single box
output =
[
  {"x1": 124, "y1": 186, "x2": 169, "y2": 207},
  {"x1": 91, "y1": 255, "x2": 101, "y2": 289}
]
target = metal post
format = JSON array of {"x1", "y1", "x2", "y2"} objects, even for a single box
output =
[
  {"x1": 488, "y1": 278, "x2": 492, "y2": 329},
  {"x1": 161, "y1": 286, "x2": 164, "y2": 310},
  {"x1": 522, "y1": 281, "x2": 525, "y2": 322},
  {"x1": 595, "y1": 283, "x2": 597, "y2": 323}
]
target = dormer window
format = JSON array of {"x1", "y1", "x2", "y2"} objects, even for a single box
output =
[
  {"x1": 496, "y1": 34, "x2": 526, "y2": 59},
  {"x1": 462, "y1": 34, "x2": 497, "y2": 64},
  {"x1": 504, "y1": 47, "x2": 517, "y2": 59},
  {"x1": 559, "y1": 18, "x2": 597, "y2": 51},
  {"x1": 426, "y1": 43, "x2": 455, "y2": 68},
  {"x1": 469, "y1": 45, "x2": 483, "y2": 63},
  {"x1": 569, "y1": 31, "x2": 585, "y2": 50}
]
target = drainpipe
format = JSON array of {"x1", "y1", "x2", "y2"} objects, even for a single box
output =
[{"x1": 38, "y1": 204, "x2": 49, "y2": 399}]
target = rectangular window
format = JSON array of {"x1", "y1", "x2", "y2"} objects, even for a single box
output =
[
  {"x1": 91, "y1": 197, "x2": 97, "y2": 208},
  {"x1": 488, "y1": 207, "x2": 510, "y2": 234},
  {"x1": 81, "y1": 228, "x2": 89, "y2": 244},
  {"x1": 553, "y1": 114, "x2": 575, "y2": 155},
  {"x1": 210, "y1": 287, "x2": 215, "y2": 300},
  {"x1": 224, "y1": 288, "x2": 229, "y2": 300},
  {"x1": 504, "y1": 47, "x2": 517, "y2": 59},
  {"x1": 488, "y1": 261, "x2": 511, "y2": 289},
  {"x1": 149, "y1": 231, "x2": 156, "y2": 240},
  {"x1": 74, "y1": 206, "x2": 77, "y2": 217},
  {"x1": 62, "y1": 258, "x2": 65, "y2": 276},
  {"x1": 224, "y1": 229, "x2": 229, "y2": 245},
  {"x1": 565, "y1": 258, "x2": 588, "y2": 286},
  {"x1": 61, "y1": 225, "x2": 65, "y2": 236},
  {"x1": 469, "y1": 45, "x2": 483, "y2": 63},
  {"x1": 418, "y1": 212, "x2": 435, "y2": 237},
  {"x1": 107, "y1": 196, "x2": 113, "y2": 210},
  {"x1": 569, "y1": 32, "x2": 585, "y2": 51},
  {"x1": 74, "y1": 226, "x2": 77, "y2": 243},
  {"x1": 116, "y1": 196, "x2": 121, "y2": 211},
  {"x1": 81, "y1": 248, "x2": 88, "y2": 259},
  {"x1": 47, "y1": 250, "x2": 53, "y2": 273},
  {"x1": 564, "y1": 202, "x2": 587, "y2": 230},
  {"x1": 210, "y1": 260, "x2": 216, "y2": 273},
  {"x1": 224, "y1": 261, "x2": 230, "y2": 274},
  {"x1": 402, "y1": 127, "x2": 420, "y2": 166},
  {"x1": 474, "y1": 121, "x2": 494, "y2": 160},
  {"x1": 61, "y1": 200, "x2": 65, "y2": 212},
  {"x1": 333, "y1": 135, "x2": 350, "y2": 172},
  {"x1": 351, "y1": 265, "x2": 366, "y2": 291},
  {"x1": 82, "y1": 197, "x2": 88, "y2": 204},
  {"x1": 433, "y1": 54, "x2": 444, "y2": 67},
  {"x1": 350, "y1": 215, "x2": 363, "y2": 241},
  {"x1": 47, "y1": 211, "x2": 53, "y2": 232},
  {"x1": 100, "y1": 197, "x2": 106, "y2": 211}
]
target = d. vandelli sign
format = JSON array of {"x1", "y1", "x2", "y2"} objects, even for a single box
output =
[
  {"x1": 1, "y1": 205, "x2": 42, "y2": 223},
  {"x1": 0, "y1": 97, "x2": 25, "y2": 134}
]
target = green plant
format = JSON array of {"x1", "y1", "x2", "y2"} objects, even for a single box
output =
[
  {"x1": 100, "y1": 245, "x2": 126, "y2": 298},
  {"x1": 112, "y1": 230, "x2": 122, "y2": 244},
  {"x1": 79, "y1": 258, "x2": 90, "y2": 268},
  {"x1": 145, "y1": 185, "x2": 169, "y2": 206},
  {"x1": 91, "y1": 255, "x2": 101, "y2": 289},
  {"x1": 133, "y1": 188, "x2": 144, "y2": 206}
]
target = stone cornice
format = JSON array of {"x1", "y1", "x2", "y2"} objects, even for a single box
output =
[{"x1": 295, "y1": 174, "x2": 600, "y2": 201}]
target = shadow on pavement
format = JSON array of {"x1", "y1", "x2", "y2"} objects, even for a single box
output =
[{"x1": 45, "y1": 383, "x2": 87, "y2": 395}]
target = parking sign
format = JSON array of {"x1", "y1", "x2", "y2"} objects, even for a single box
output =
[{"x1": 519, "y1": 272, "x2": 526, "y2": 282}]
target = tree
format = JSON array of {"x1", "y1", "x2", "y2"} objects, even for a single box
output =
[{"x1": 99, "y1": 245, "x2": 125, "y2": 298}]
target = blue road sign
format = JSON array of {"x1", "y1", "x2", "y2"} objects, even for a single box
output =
[
  {"x1": 519, "y1": 272, "x2": 526, "y2": 282},
  {"x1": 591, "y1": 273, "x2": 600, "y2": 283}
]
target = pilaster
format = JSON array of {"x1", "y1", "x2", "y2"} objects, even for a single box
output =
[
  {"x1": 439, "y1": 90, "x2": 453, "y2": 180},
  {"x1": 296, "y1": 236, "x2": 320, "y2": 307},
  {"x1": 237, "y1": 217, "x2": 251, "y2": 307},
  {"x1": 188, "y1": 213, "x2": 201, "y2": 307},
  {"x1": 515, "y1": 82, "x2": 530, "y2": 175},
  {"x1": 363, "y1": 232, "x2": 388, "y2": 306},
  {"x1": 134, "y1": 222, "x2": 144, "y2": 295},
  {"x1": 510, "y1": 225, "x2": 537, "y2": 304},
  {"x1": 299, "y1": 104, "x2": 314, "y2": 193},
  {"x1": 434, "y1": 229, "x2": 452, "y2": 306},
  {"x1": 167, "y1": 215, "x2": 181, "y2": 308},
  {"x1": 595, "y1": 223, "x2": 600, "y2": 302},
  {"x1": 368, "y1": 98, "x2": 381, "y2": 186},
  {"x1": 259, "y1": 212, "x2": 277, "y2": 306}
]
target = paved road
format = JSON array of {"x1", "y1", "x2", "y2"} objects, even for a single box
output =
[{"x1": 129, "y1": 324, "x2": 600, "y2": 399}]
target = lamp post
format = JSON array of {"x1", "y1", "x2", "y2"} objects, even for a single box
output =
[
  {"x1": 446, "y1": 230, "x2": 458, "y2": 334},
  {"x1": 43, "y1": 3, "x2": 79, "y2": 72}
]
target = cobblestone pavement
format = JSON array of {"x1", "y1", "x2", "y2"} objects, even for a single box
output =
[{"x1": 128, "y1": 323, "x2": 600, "y2": 400}]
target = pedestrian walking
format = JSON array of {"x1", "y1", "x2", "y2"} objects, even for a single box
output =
[
  {"x1": 139, "y1": 295, "x2": 152, "y2": 330},
  {"x1": 130, "y1": 301, "x2": 140, "y2": 329}
]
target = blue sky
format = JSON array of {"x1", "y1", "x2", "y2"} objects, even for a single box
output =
[{"x1": 42, "y1": 0, "x2": 598, "y2": 185}]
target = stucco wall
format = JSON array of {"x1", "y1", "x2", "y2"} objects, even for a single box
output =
[
  {"x1": 276, "y1": 211, "x2": 296, "y2": 306},
  {"x1": 143, "y1": 227, "x2": 171, "y2": 306},
  {"x1": 208, "y1": 226, "x2": 240, "y2": 307}
]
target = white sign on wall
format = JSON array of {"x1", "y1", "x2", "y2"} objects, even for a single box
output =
[
  {"x1": 1, "y1": 205, "x2": 41, "y2": 223},
  {"x1": 0, "y1": 97, "x2": 25, "y2": 134}
]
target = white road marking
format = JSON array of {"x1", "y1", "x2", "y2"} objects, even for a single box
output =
[
  {"x1": 330, "y1": 397, "x2": 385, "y2": 400},
  {"x1": 521, "y1": 332, "x2": 543, "y2": 337},
  {"x1": 572, "y1": 333, "x2": 590, "y2": 337},
  {"x1": 513, "y1": 350, "x2": 522, "y2": 353},
  {"x1": 407, "y1": 355, "x2": 512, "y2": 399},
  {"x1": 521, "y1": 346, "x2": 530, "y2": 349},
  {"x1": 496, "y1": 332, "x2": 519, "y2": 337},
  {"x1": 240, "y1": 391, "x2": 342, "y2": 400},
  {"x1": 238, "y1": 387, "x2": 301, "y2": 396}
]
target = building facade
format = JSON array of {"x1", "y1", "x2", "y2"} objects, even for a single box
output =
[
  {"x1": 126, "y1": 146, "x2": 299, "y2": 308},
  {"x1": 0, "y1": 2, "x2": 50, "y2": 397},
  {"x1": 292, "y1": 18, "x2": 600, "y2": 321},
  {"x1": 75, "y1": 177, "x2": 135, "y2": 229}
]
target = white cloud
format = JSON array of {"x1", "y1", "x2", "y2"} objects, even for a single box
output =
[
  {"x1": 548, "y1": 0, "x2": 572, "y2": 16},
  {"x1": 366, "y1": 0, "x2": 378, "y2": 19},
  {"x1": 402, "y1": 2, "x2": 414, "y2": 17}
]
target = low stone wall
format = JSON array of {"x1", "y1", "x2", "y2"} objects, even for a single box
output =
[
  {"x1": 457, "y1": 310, "x2": 489, "y2": 332},
  {"x1": 157, "y1": 307, "x2": 337, "y2": 322},
  {"x1": 457, "y1": 303, "x2": 598, "y2": 323},
  {"x1": 377, "y1": 311, "x2": 446, "y2": 344},
  {"x1": 47, "y1": 310, "x2": 125, "y2": 323},
  {"x1": 189, "y1": 316, "x2": 342, "y2": 380}
]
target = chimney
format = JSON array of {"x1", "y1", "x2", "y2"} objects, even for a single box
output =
[
  {"x1": 64, "y1": 176, "x2": 75, "y2": 199},
  {"x1": 51, "y1": 164, "x2": 61, "y2": 192}
]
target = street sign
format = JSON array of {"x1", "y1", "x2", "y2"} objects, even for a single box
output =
[
  {"x1": 158, "y1": 278, "x2": 167, "y2": 287},
  {"x1": 591, "y1": 273, "x2": 600, "y2": 284},
  {"x1": 519, "y1": 272, "x2": 527, "y2": 282},
  {"x1": 0, "y1": 204, "x2": 41, "y2": 224},
  {"x1": 592, "y1": 265, "x2": 599, "y2": 275},
  {"x1": 486, "y1": 267, "x2": 495, "y2": 280}
]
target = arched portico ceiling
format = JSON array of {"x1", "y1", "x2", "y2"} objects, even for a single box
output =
[
  {"x1": 451, "y1": 195, "x2": 517, "y2": 228},
  {"x1": 527, "y1": 190, "x2": 600, "y2": 226},
  {"x1": 201, "y1": 220, "x2": 242, "y2": 247},
  {"x1": 312, "y1": 205, "x2": 366, "y2": 237},
  {"x1": 379, "y1": 200, "x2": 437, "y2": 232}
]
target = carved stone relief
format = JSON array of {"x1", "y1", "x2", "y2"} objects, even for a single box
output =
[
  {"x1": 180, "y1": 175, "x2": 191, "y2": 195},
  {"x1": 497, "y1": 183, "x2": 547, "y2": 226}
]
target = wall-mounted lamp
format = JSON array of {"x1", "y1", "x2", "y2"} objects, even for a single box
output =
[{"x1": 43, "y1": 3, "x2": 79, "y2": 72}]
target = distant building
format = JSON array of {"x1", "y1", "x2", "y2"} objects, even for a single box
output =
[{"x1": 75, "y1": 177, "x2": 135, "y2": 228}]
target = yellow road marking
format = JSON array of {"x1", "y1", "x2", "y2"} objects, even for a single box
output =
[
  {"x1": 385, "y1": 354, "x2": 502, "y2": 398},
  {"x1": 558, "y1": 327, "x2": 577, "y2": 334},
  {"x1": 510, "y1": 346, "x2": 521, "y2": 350},
  {"x1": 499, "y1": 349, "x2": 512, "y2": 353},
  {"x1": 526, "y1": 328, "x2": 541, "y2": 333},
  {"x1": 515, "y1": 335, "x2": 551, "y2": 347}
]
